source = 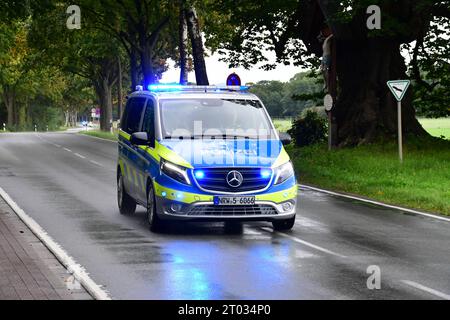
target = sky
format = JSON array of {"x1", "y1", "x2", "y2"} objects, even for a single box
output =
[{"x1": 160, "y1": 50, "x2": 305, "y2": 85}]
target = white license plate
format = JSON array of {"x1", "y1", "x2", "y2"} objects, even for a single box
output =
[{"x1": 214, "y1": 196, "x2": 255, "y2": 206}]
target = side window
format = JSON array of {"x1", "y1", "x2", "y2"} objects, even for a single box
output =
[
  {"x1": 142, "y1": 99, "x2": 155, "y2": 139},
  {"x1": 120, "y1": 99, "x2": 130, "y2": 131},
  {"x1": 123, "y1": 97, "x2": 146, "y2": 134}
]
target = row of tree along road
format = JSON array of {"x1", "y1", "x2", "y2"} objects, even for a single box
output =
[{"x1": 0, "y1": 1, "x2": 448, "y2": 146}]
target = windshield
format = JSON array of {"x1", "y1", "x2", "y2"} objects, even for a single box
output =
[{"x1": 159, "y1": 99, "x2": 276, "y2": 139}]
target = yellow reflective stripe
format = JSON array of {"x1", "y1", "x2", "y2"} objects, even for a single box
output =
[
  {"x1": 255, "y1": 185, "x2": 297, "y2": 202},
  {"x1": 154, "y1": 182, "x2": 213, "y2": 203},
  {"x1": 271, "y1": 146, "x2": 290, "y2": 168},
  {"x1": 132, "y1": 169, "x2": 138, "y2": 187},
  {"x1": 120, "y1": 129, "x2": 191, "y2": 168},
  {"x1": 119, "y1": 129, "x2": 130, "y2": 140},
  {"x1": 155, "y1": 141, "x2": 193, "y2": 168},
  {"x1": 118, "y1": 159, "x2": 125, "y2": 175},
  {"x1": 139, "y1": 145, "x2": 160, "y2": 162},
  {"x1": 140, "y1": 174, "x2": 146, "y2": 193},
  {"x1": 153, "y1": 182, "x2": 297, "y2": 204}
]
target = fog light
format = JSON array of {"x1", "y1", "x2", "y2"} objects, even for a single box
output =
[
  {"x1": 170, "y1": 203, "x2": 183, "y2": 213},
  {"x1": 282, "y1": 202, "x2": 293, "y2": 212}
]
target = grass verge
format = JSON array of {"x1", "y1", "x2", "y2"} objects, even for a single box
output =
[
  {"x1": 79, "y1": 130, "x2": 118, "y2": 141},
  {"x1": 287, "y1": 137, "x2": 450, "y2": 215}
]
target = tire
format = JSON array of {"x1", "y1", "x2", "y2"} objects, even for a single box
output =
[
  {"x1": 272, "y1": 216, "x2": 296, "y2": 231},
  {"x1": 146, "y1": 182, "x2": 165, "y2": 233},
  {"x1": 117, "y1": 171, "x2": 136, "y2": 215}
]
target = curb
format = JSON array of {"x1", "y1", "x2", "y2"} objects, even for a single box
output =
[
  {"x1": 298, "y1": 184, "x2": 450, "y2": 223},
  {"x1": 0, "y1": 187, "x2": 112, "y2": 300}
]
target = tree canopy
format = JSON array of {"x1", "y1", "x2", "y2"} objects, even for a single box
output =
[{"x1": 0, "y1": 0, "x2": 448, "y2": 142}]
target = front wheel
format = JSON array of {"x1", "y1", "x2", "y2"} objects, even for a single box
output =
[
  {"x1": 147, "y1": 183, "x2": 165, "y2": 233},
  {"x1": 117, "y1": 172, "x2": 136, "y2": 215},
  {"x1": 272, "y1": 216, "x2": 296, "y2": 231}
]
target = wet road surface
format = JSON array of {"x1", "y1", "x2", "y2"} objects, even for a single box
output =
[{"x1": 0, "y1": 132, "x2": 449, "y2": 299}]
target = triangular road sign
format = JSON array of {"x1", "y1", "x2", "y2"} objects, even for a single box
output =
[{"x1": 387, "y1": 80, "x2": 410, "y2": 102}]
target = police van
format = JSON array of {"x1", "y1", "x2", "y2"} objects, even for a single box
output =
[{"x1": 117, "y1": 85, "x2": 297, "y2": 232}]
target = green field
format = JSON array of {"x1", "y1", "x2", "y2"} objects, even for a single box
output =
[
  {"x1": 274, "y1": 117, "x2": 450, "y2": 140},
  {"x1": 418, "y1": 118, "x2": 450, "y2": 139},
  {"x1": 287, "y1": 137, "x2": 450, "y2": 215}
]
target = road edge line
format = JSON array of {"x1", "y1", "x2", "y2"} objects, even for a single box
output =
[
  {"x1": 76, "y1": 132, "x2": 117, "y2": 143},
  {"x1": 298, "y1": 184, "x2": 450, "y2": 223},
  {"x1": 0, "y1": 187, "x2": 112, "y2": 300},
  {"x1": 401, "y1": 280, "x2": 450, "y2": 300}
]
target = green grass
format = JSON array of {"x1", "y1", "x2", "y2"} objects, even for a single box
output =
[
  {"x1": 274, "y1": 117, "x2": 450, "y2": 140},
  {"x1": 287, "y1": 137, "x2": 450, "y2": 215},
  {"x1": 80, "y1": 130, "x2": 118, "y2": 141},
  {"x1": 273, "y1": 118, "x2": 292, "y2": 133}
]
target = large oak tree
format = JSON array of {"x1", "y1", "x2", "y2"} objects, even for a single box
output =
[{"x1": 205, "y1": 0, "x2": 449, "y2": 146}]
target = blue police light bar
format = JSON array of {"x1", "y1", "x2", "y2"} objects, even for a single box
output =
[
  {"x1": 146, "y1": 84, "x2": 250, "y2": 92},
  {"x1": 148, "y1": 84, "x2": 184, "y2": 91}
]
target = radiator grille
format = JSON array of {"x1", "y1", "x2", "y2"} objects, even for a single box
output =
[
  {"x1": 186, "y1": 204, "x2": 277, "y2": 216},
  {"x1": 194, "y1": 168, "x2": 271, "y2": 192}
]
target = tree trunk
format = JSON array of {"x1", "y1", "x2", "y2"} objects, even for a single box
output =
[
  {"x1": 2, "y1": 88, "x2": 15, "y2": 128},
  {"x1": 140, "y1": 47, "x2": 156, "y2": 87},
  {"x1": 117, "y1": 55, "x2": 123, "y2": 119},
  {"x1": 179, "y1": 4, "x2": 189, "y2": 85},
  {"x1": 185, "y1": 6, "x2": 209, "y2": 85},
  {"x1": 130, "y1": 46, "x2": 139, "y2": 91},
  {"x1": 333, "y1": 39, "x2": 428, "y2": 146},
  {"x1": 95, "y1": 79, "x2": 113, "y2": 132}
]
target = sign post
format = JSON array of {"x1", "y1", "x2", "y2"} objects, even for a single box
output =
[
  {"x1": 387, "y1": 80, "x2": 410, "y2": 163},
  {"x1": 324, "y1": 94, "x2": 333, "y2": 151}
]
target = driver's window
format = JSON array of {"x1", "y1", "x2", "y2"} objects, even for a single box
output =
[{"x1": 142, "y1": 99, "x2": 155, "y2": 142}]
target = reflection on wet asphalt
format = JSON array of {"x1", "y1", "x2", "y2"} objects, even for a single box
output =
[{"x1": 0, "y1": 132, "x2": 449, "y2": 299}]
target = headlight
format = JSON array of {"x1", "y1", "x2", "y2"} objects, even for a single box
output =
[
  {"x1": 160, "y1": 159, "x2": 191, "y2": 185},
  {"x1": 274, "y1": 161, "x2": 294, "y2": 185}
]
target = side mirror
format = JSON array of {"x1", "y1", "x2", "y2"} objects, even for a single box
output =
[
  {"x1": 279, "y1": 132, "x2": 292, "y2": 145},
  {"x1": 130, "y1": 132, "x2": 155, "y2": 148}
]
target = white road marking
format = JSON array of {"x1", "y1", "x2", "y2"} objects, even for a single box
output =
[
  {"x1": 53, "y1": 144, "x2": 61, "y2": 148},
  {"x1": 77, "y1": 132, "x2": 117, "y2": 143},
  {"x1": 0, "y1": 187, "x2": 111, "y2": 300},
  {"x1": 402, "y1": 280, "x2": 450, "y2": 300},
  {"x1": 299, "y1": 184, "x2": 450, "y2": 223},
  {"x1": 63, "y1": 147, "x2": 72, "y2": 153},
  {"x1": 260, "y1": 227, "x2": 346, "y2": 258},
  {"x1": 74, "y1": 153, "x2": 86, "y2": 159},
  {"x1": 89, "y1": 160, "x2": 104, "y2": 167},
  {"x1": 243, "y1": 228, "x2": 263, "y2": 235}
]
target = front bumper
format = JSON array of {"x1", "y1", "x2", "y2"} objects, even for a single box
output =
[
  {"x1": 152, "y1": 169, "x2": 298, "y2": 221},
  {"x1": 155, "y1": 199, "x2": 296, "y2": 221}
]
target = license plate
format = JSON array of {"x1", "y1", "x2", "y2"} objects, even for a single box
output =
[{"x1": 214, "y1": 196, "x2": 255, "y2": 206}]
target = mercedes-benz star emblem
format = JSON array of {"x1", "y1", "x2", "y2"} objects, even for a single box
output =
[{"x1": 226, "y1": 170, "x2": 243, "y2": 188}]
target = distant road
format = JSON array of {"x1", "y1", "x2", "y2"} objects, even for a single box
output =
[{"x1": 0, "y1": 132, "x2": 449, "y2": 299}]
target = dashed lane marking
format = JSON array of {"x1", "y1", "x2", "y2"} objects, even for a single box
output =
[{"x1": 260, "y1": 227, "x2": 346, "y2": 258}]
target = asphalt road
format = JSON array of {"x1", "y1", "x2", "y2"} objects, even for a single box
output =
[{"x1": 0, "y1": 132, "x2": 449, "y2": 300}]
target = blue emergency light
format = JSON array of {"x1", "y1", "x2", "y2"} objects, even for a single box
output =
[
  {"x1": 194, "y1": 170, "x2": 205, "y2": 179},
  {"x1": 260, "y1": 169, "x2": 272, "y2": 179},
  {"x1": 145, "y1": 84, "x2": 250, "y2": 92}
]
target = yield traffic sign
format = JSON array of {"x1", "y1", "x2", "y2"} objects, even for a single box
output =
[{"x1": 387, "y1": 80, "x2": 410, "y2": 101}]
